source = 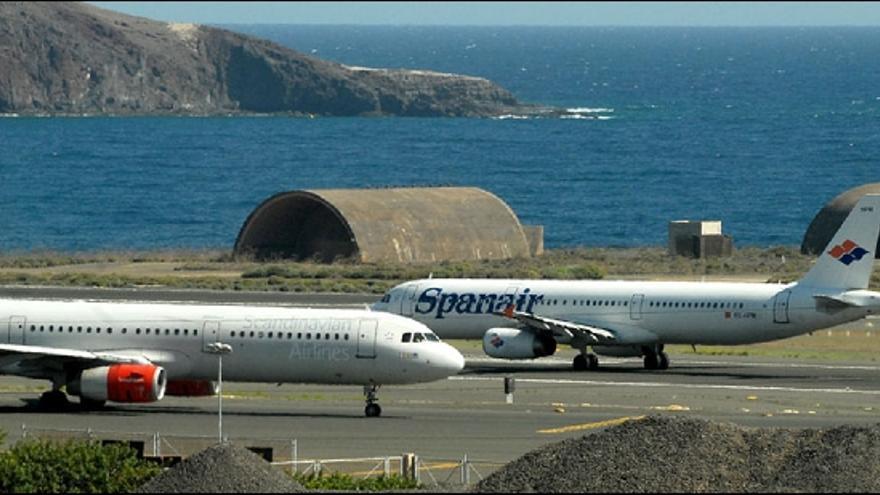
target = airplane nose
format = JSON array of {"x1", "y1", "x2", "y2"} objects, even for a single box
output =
[{"x1": 438, "y1": 344, "x2": 465, "y2": 375}]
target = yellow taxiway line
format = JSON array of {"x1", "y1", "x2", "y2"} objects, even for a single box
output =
[{"x1": 538, "y1": 415, "x2": 646, "y2": 434}]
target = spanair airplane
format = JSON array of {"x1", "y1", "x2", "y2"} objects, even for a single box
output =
[
  {"x1": 373, "y1": 195, "x2": 880, "y2": 372},
  {"x1": 0, "y1": 301, "x2": 464, "y2": 417}
]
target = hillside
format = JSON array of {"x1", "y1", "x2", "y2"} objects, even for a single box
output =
[{"x1": 0, "y1": 2, "x2": 540, "y2": 116}]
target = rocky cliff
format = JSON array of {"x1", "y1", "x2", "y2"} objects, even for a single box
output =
[{"x1": 0, "y1": 2, "x2": 539, "y2": 116}]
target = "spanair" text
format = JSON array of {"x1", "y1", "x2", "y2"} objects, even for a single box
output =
[{"x1": 415, "y1": 287, "x2": 544, "y2": 319}]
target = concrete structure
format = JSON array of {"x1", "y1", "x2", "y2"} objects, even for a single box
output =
[
  {"x1": 802, "y1": 183, "x2": 880, "y2": 258},
  {"x1": 668, "y1": 220, "x2": 733, "y2": 258},
  {"x1": 234, "y1": 187, "x2": 541, "y2": 263}
]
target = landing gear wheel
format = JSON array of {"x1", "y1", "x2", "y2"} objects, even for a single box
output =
[
  {"x1": 38, "y1": 390, "x2": 69, "y2": 410},
  {"x1": 643, "y1": 353, "x2": 659, "y2": 370},
  {"x1": 658, "y1": 352, "x2": 670, "y2": 370},
  {"x1": 363, "y1": 384, "x2": 381, "y2": 418},
  {"x1": 365, "y1": 403, "x2": 382, "y2": 418},
  {"x1": 573, "y1": 353, "x2": 600, "y2": 371}
]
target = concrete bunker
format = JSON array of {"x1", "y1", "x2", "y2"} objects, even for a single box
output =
[
  {"x1": 801, "y1": 182, "x2": 880, "y2": 258},
  {"x1": 234, "y1": 187, "x2": 542, "y2": 263}
]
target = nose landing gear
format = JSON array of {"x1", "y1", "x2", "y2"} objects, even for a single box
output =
[{"x1": 364, "y1": 384, "x2": 382, "y2": 417}]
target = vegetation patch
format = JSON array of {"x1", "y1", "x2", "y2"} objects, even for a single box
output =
[
  {"x1": 292, "y1": 471, "x2": 421, "y2": 491},
  {"x1": 0, "y1": 434, "x2": 161, "y2": 493}
]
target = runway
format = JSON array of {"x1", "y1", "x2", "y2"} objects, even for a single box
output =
[
  {"x1": 0, "y1": 353, "x2": 877, "y2": 473},
  {"x1": 0, "y1": 286, "x2": 878, "y2": 477}
]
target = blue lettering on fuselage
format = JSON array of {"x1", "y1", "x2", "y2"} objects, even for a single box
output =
[{"x1": 414, "y1": 287, "x2": 544, "y2": 319}]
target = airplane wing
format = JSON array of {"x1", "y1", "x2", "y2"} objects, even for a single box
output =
[
  {"x1": 0, "y1": 343, "x2": 150, "y2": 374},
  {"x1": 494, "y1": 306, "x2": 617, "y2": 343}
]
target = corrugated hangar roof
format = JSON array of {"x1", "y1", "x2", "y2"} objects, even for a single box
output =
[
  {"x1": 801, "y1": 182, "x2": 880, "y2": 258},
  {"x1": 234, "y1": 186, "x2": 540, "y2": 263}
]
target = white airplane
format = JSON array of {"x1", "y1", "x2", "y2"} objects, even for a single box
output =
[
  {"x1": 0, "y1": 301, "x2": 464, "y2": 417},
  {"x1": 373, "y1": 194, "x2": 880, "y2": 371}
]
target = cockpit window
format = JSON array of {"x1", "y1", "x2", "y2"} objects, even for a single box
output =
[
  {"x1": 380, "y1": 293, "x2": 391, "y2": 303},
  {"x1": 413, "y1": 333, "x2": 425, "y2": 343},
  {"x1": 401, "y1": 332, "x2": 412, "y2": 343},
  {"x1": 424, "y1": 333, "x2": 440, "y2": 342}
]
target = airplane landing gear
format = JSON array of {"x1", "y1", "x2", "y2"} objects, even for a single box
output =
[
  {"x1": 38, "y1": 390, "x2": 69, "y2": 410},
  {"x1": 642, "y1": 345, "x2": 669, "y2": 370},
  {"x1": 573, "y1": 352, "x2": 599, "y2": 371},
  {"x1": 364, "y1": 384, "x2": 382, "y2": 418}
]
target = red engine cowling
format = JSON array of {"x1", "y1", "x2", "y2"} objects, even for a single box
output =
[
  {"x1": 70, "y1": 364, "x2": 167, "y2": 403},
  {"x1": 165, "y1": 380, "x2": 218, "y2": 397}
]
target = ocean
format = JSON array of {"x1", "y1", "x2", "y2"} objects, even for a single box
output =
[{"x1": 1, "y1": 26, "x2": 878, "y2": 252}]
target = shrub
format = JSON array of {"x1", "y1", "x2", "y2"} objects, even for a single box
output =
[
  {"x1": 292, "y1": 471, "x2": 420, "y2": 491},
  {"x1": 0, "y1": 438, "x2": 161, "y2": 493}
]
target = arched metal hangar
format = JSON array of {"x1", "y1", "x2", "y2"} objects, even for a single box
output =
[
  {"x1": 234, "y1": 187, "x2": 543, "y2": 263},
  {"x1": 801, "y1": 182, "x2": 880, "y2": 258}
]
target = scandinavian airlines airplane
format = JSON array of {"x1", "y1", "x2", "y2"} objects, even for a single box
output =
[
  {"x1": 0, "y1": 302, "x2": 464, "y2": 417},
  {"x1": 374, "y1": 195, "x2": 880, "y2": 372}
]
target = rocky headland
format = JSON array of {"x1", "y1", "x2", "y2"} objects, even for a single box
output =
[{"x1": 0, "y1": 2, "x2": 549, "y2": 117}]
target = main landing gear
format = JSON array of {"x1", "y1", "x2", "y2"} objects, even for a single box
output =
[
  {"x1": 643, "y1": 345, "x2": 669, "y2": 370},
  {"x1": 572, "y1": 351, "x2": 599, "y2": 371},
  {"x1": 38, "y1": 390, "x2": 70, "y2": 410},
  {"x1": 364, "y1": 384, "x2": 382, "y2": 418}
]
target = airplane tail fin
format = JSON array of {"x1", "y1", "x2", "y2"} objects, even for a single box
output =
[{"x1": 797, "y1": 194, "x2": 880, "y2": 290}]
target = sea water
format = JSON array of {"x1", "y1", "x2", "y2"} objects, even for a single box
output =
[{"x1": 1, "y1": 26, "x2": 877, "y2": 252}]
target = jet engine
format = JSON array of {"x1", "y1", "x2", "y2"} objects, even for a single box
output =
[
  {"x1": 68, "y1": 364, "x2": 167, "y2": 403},
  {"x1": 165, "y1": 379, "x2": 218, "y2": 397},
  {"x1": 482, "y1": 328, "x2": 557, "y2": 359}
]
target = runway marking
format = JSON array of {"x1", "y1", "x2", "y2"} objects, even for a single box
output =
[
  {"x1": 449, "y1": 376, "x2": 880, "y2": 395},
  {"x1": 538, "y1": 415, "x2": 646, "y2": 434}
]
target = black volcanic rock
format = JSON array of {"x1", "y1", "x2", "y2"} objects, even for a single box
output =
[{"x1": 0, "y1": 2, "x2": 541, "y2": 116}]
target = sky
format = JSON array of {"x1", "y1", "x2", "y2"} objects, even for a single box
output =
[{"x1": 87, "y1": 2, "x2": 880, "y2": 26}]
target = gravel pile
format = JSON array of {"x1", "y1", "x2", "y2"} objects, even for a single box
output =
[
  {"x1": 137, "y1": 443, "x2": 306, "y2": 493},
  {"x1": 475, "y1": 415, "x2": 880, "y2": 493}
]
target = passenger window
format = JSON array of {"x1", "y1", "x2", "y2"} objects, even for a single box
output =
[{"x1": 402, "y1": 332, "x2": 412, "y2": 343}]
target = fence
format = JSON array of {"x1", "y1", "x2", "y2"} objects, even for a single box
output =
[{"x1": 15, "y1": 424, "x2": 504, "y2": 487}]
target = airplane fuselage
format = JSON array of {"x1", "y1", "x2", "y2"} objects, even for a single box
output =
[
  {"x1": 1, "y1": 298, "x2": 463, "y2": 386},
  {"x1": 377, "y1": 279, "x2": 877, "y2": 346}
]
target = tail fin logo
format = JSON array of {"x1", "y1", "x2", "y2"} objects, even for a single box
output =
[{"x1": 828, "y1": 240, "x2": 870, "y2": 266}]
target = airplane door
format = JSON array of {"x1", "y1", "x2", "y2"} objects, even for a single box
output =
[
  {"x1": 8, "y1": 316, "x2": 25, "y2": 344},
  {"x1": 356, "y1": 320, "x2": 377, "y2": 359},
  {"x1": 401, "y1": 285, "x2": 418, "y2": 317},
  {"x1": 629, "y1": 294, "x2": 645, "y2": 320},
  {"x1": 773, "y1": 290, "x2": 791, "y2": 324},
  {"x1": 202, "y1": 320, "x2": 221, "y2": 351}
]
